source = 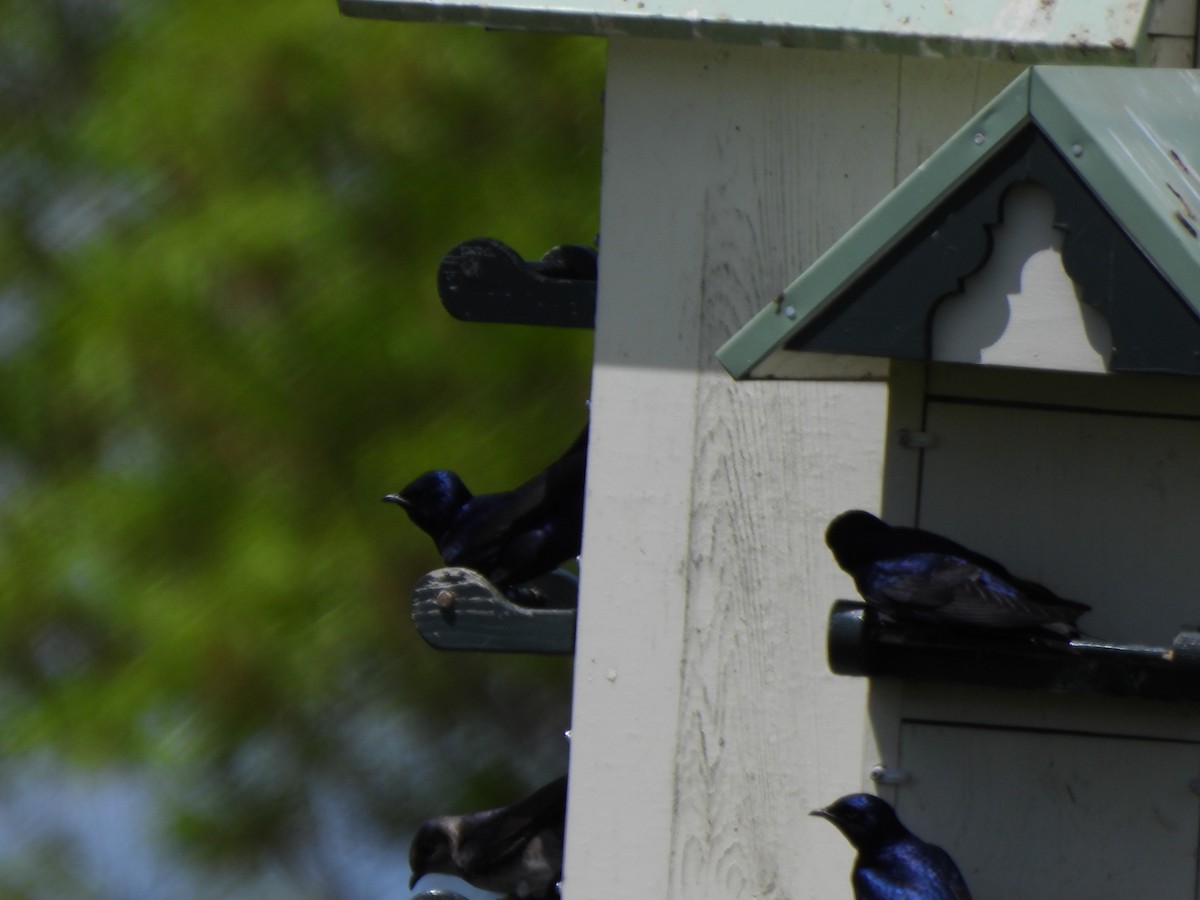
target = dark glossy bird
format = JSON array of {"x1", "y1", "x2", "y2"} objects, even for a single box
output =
[
  {"x1": 825, "y1": 510, "x2": 1089, "y2": 637},
  {"x1": 812, "y1": 793, "x2": 972, "y2": 900},
  {"x1": 385, "y1": 426, "x2": 587, "y2": 597},
  {"x1": 409, "y1": 774, "x2": 567, "y2": 900}
]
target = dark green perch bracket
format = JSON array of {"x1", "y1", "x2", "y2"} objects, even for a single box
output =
[
  {"x1": 437, "y1": 238, "x2": 597, "y2": 329},
  {"x1": 411, "y1": 567, "x2": 577, "y2": 654},
  {"x1": 827, "y1": 599, "x2": 1200, "y2": 703}
]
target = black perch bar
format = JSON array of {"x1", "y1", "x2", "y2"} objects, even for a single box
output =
[
  {"x1": 827, "y1": 599, "x2": 1200, "y2": 702},
  {"x1": 411, "y1": 566, "x2": 578, "y2": 655},
  {"x1": 411, "y1": 892, "x2": 471, "y2": 900},
  {"x1": 437, "y1": 238, "x2": 597, "y2": 328}
]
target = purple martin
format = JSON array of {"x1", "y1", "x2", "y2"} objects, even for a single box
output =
[
  {"x1": 812, "y1": 793, "x2": 973, "y2": 900},
  {"x1": 385, "y1": 427, "x2": 587, "y2": 597},
  {"x1": 409, "y1": 774, "x2": 567, "y2": 900},
  {"x1": 825, "y1": 510, "x2": 1089, "y2": 637}
]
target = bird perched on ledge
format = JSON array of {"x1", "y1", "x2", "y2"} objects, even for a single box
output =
[
  {"x1": 385, "y1": 426, "x2": 587, "y2": 600},
  {"x1": 409, "y1": 774, "x2": 567, "y2": 900},
  {"x1": 812, "y1": 792, "x2": 973, "y2": 900},
  {"x1": 825, "y1": 510, "x2": 1089, "y2": 638}
]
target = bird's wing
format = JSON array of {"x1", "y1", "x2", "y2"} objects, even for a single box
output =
[
  {"x1": 853, "y1": 866, "x2": 933, "y2": 899},
  {"x1": 927, "y1": 846, "x2": 974, "y2": 899},
  {"x1": 948, "y1": 870, "x2": 973, "y2": 899},
  {"x1": 854, "y1": 863, "x2": 971, "y2": 900},
  {"x1": 444, "y1": 427, "x2": 587, "y2": 562},
  {"x1": 867, "y1": 555, "x2": 979, "y2": 610},
  {"x1": 891, "y1": 525, "x2": 1090, "y2": 618},
  {"x1": 940, "y1": 564, "x2": 1076, "y2": 630},
  {"x1": 498, "y1": 426, "x2": 588, "y2": 527},
  {"x1": 869, "y1": 554, "x2": 1073, "y2": 630},
  {"x1": 458, "y1": 775, "x2": 568, "y2": 876}
]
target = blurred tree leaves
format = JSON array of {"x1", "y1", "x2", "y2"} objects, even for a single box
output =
[{"x1": 0, "y1": 0, "x2": 601, "y2": 891}]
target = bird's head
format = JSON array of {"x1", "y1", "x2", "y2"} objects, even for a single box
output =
[
  {"x1": 408, "y1": 817, "x2": 461, "y2": 890},
  {"x1": 824, "y1": 510, "x2": 889, "y2": 571},
  {"x1": 384, "y1": 470, "x2": 472, "y2": 535},
  {"x1": 811, "y1": 792, "x2": 905, "y2": 852}
]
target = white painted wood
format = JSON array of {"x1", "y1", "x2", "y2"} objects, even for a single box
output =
[
  {"x1": 567, "y1": 39, "x2": 897, "y2": 900},
  {"x1": 565, "y1": 19, "x2": 1200, "y2": 900},
  {"x1": 924, "y1": 363, "x2": 1200, "y2": 418},
  {"x1": 899, "y1": 680, "x2": 1200, "y2": 743},
  {"x1": 1149, "y1": 34, "x2": 1197, "y2": 65},
  {"x1": 931, "y1": 183, "x2": 1112, "y2": 374},
  {"x1": 898, "y1": 722, "x2": 1200, "y2": 900},
  {"x1": 563, "y1": 38, "x2": 710, "y2": 900},
  {"x1": 1148, "y1": 0, "x2": 1198, "y2": 36},
  {"x1": 1147, "y1": 0, "x2": 1196, "y2": 65},
  {"x1": 918, "y1": 396, "x2": 1200, "y2": 647},
  {"x1": 894, "y1": 57, "x2": 1027, "y2": 184},
  {"x1": 566, "y1": 41, "x2": 1051, "y2": 900},
  {"x1": 864, "y1": 366, "x2": 1200, "y2": 896}
]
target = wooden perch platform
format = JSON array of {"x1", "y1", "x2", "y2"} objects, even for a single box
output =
[
  {"x1": 827, "y1": 599, "x2": 1200, "y2": 703},
  {"x1": 411, "y1": 567, "x2": 578, "y2": 654},
  {"x1": 437, "y1": 238, "x2": 597, "y2": 328}
]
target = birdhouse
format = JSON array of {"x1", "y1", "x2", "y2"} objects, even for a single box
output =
[
  {"x1": 720, "y1": 64, "x2": 1200, "y2": 897},
  {"x1": 341, "y1": 0, "x2": 1199, "y2": 897}
]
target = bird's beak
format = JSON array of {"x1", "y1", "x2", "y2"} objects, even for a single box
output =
[
  {"x1": 383, "y1": 493, "x2": 410, "y2": 509},
  {"x1": 810, "y1": 807, "x2": 833, "y2": 821},
  {"x1": 408, "y1": 868, "x2": 426, "y2": 891}
]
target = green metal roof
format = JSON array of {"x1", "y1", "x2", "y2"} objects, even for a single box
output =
[
  {"x1": 339, "y1": 0, "x2": 1163, "y2": 63},
  {"x1": 717, "y1": 66, "x2": 1200, "y2": 380}
]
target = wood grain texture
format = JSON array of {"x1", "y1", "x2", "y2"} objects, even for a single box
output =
[
  {"x1": 410, "y1": 567, "x2": 577, "y2": 654},
  {"x1": 565, "y1": 39, "x2": 897, "y2": 900},
  {"x1": 663, "y1": 45, "x2": 896, "y2": 900},
  {"x1": 565, "y1": 39, "x2": 1081, "y2": 900},
  {"x1": 869, "y1": 363, "x2": 1200, "y2": 896},
  {"x1": 564, "y1": 37, "x2": 716, "y2": 900},
  {"x1": 919, "y1": 400, "x2": 1200, "y2": 647},
  {"x1": 898, "y1": 722, "x2": 1200, "y2": 899},
  {"x1": 895, "y1": 56, "x2": 1026, "y2": 186}
]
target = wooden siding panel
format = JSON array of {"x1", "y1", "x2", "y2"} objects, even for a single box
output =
[
  {"x1": 568, "y1": 39, "x2": 1062, "y2": 900},
  {"x1": 899, "y1": 721, "x2": 1200, "y2": 899}
]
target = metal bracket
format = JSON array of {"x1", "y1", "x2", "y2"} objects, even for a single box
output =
[
  {"x1": 437, "y1": 238, "x2": 597, "y2": 328},
  {"x1": 411, "y1": 567, "x2": 577, "y2": 654},
  {"x1": 826, "y1": 599, "x2": 1200, "y2": 702}
]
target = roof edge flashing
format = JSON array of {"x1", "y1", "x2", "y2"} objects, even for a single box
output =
[
  {"x1": 1029, "y1": 67, "x2": 1200, "y2": 317},
  {"x1": 340, "y1": 0, "x2": 1158, "y2": 63}
]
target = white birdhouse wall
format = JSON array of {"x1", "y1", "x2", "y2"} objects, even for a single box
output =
[
  {"x1": 565, "y1": 37, "x2": 1025, "y2": 900},
  {"x1": 865, "y1": 360, "x2": 1200, "y2": 898}
]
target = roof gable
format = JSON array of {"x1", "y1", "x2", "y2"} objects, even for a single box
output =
[{"x1": 717, "y1": 67, "x2": 1200, "y2": 380}]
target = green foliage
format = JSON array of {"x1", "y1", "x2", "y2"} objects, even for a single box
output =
[{"x1": 0, "y1": 0, "x2": 601, "y2": 888}]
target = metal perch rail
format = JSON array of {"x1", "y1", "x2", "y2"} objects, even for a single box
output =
[{"x1": 826, "y1": 599, "x2": 1200, "y2": 702}]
